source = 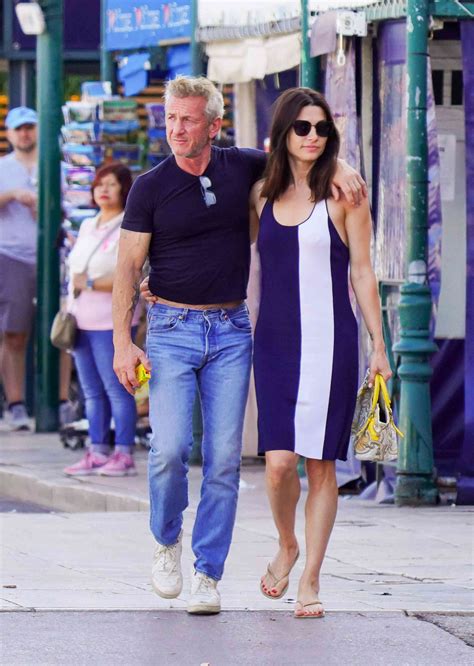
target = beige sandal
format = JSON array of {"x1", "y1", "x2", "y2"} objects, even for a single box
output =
[
  {"x1": 260, "y1": 551, "x2": 299, "y2": 600},
  {"x1": 294, "y1": 599, "x2": 325, "y2": 618}
]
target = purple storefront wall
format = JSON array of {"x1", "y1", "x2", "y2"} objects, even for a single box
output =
[{"x1": 12, "y1": 0, "x2": 101, "y2": 51}]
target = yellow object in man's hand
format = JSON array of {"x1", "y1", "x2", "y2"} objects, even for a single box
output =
[{"x1": 136, "y1": 363, "x2": 151, "y2": 387}]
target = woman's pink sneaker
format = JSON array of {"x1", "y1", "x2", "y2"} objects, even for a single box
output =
[
  {"x1": 99, "y1": 452, "x2": 137, "y2": 477},
  {"x1": 64, "y1": 451, "x2": 109, "y2": 476}
]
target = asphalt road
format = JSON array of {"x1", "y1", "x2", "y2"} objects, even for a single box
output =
[{"x1": 1, "y1": 611, "x2": 472, "y2": 665}]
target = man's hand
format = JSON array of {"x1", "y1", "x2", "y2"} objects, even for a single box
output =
[
  {"x1": 331, "y1": 159, "x2": 368, "y2": 207},
  {"x1": 114, "y1": 342, "x2": 151, "y2": 395},
  {"x1": 140, "y1": 276, "x2": 158, "y2": 304},
  {"x1": 13, "y1": 189, "x2": 37, "y2": 210}
]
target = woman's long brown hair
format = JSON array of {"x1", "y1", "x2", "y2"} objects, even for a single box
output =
[{"x1": 261, "y1": 88, "x2": 340, "y2": 203}]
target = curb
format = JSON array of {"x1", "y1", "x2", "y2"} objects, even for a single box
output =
[{"x1": 0, "y1": 467, "x2": 149, "y2": 513}]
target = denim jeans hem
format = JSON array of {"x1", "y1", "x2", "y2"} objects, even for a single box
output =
[
  {"x1": 154, "y1": 529, "x2": 182, "y2": 548},
  {"x1": 194, "y1": 566, "x2": 220, "y2": 583}
]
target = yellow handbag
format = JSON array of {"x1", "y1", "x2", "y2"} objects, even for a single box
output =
[{"x1": 351, "y1": 373, "x2": 403, "y2": 463}]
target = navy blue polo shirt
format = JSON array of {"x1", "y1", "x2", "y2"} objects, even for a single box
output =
[{"x1": 122, "y1": 146, "x2": 266, "y2": 304}]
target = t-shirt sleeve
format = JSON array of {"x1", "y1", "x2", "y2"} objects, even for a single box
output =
[
  {"x1": 121, "y1": 174, "x2": 154, "y2": 233},
  {"x1": 239, "y1": 148, "x2": 267, "y2": 185}
]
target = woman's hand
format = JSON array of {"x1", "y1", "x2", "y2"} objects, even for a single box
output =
[
  {"x1": 140, "y1": 276, "x2": 158, "y2": 304},
  {"x1": 72, "y1": 271, "x2": 88, "y2": 295},
  {"x1": 368, "y1": 348, "x2": 392, "y2": 387}
]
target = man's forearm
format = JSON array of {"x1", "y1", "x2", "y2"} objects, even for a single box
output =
[{"x1": 112, "y1": 263, "x2": 142, "y2": 347}]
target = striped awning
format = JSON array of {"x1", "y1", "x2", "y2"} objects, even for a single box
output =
[{"x1": 198, "y1": 1, "x2": 409, "y2": 43}]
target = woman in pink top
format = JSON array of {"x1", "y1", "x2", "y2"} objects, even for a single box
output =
[{"x1": 64, "y1": 163, "x2": 140, "y2": 477}]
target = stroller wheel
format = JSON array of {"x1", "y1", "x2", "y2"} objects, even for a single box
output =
[{"x1": 63, "y1": 435, "x2": 86, "y2": 450}]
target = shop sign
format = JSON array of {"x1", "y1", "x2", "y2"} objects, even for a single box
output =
[{"x1": 105, "y1": 1, "x2": 191, "y2": 50}]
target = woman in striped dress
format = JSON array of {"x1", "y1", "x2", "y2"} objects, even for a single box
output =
[{"x1": 250, "y1": 88, "x2": 391, "y2": 618}]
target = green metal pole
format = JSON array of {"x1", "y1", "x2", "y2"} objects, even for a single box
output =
[
  {"x1": 35, "y1": 0, "x2": 63, "y2": 432},
  {"x1": 101, "y1": 0, "x2": 116, "y2": 90},
  {"x1": 393, "y1": 0, "x2": 438, "y2": 506},
  {"x1": 300, "y1": 0, "x2": 320, "y2": 89},
  {"x1": 190, "y1": 0, "x2": 202, "y2": 76}
]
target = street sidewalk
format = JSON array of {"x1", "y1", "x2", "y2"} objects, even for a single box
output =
[{"x1": 1, "y1": 429, "x2": 473, "y2": 615}]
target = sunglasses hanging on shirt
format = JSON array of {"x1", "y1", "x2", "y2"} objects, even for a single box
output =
[
  {"x1": 199, "y1": 176, "x2": 217, "y2": 208},
  {"x1": 292, "y1": 120, "x2": 334, "y2": 138}
]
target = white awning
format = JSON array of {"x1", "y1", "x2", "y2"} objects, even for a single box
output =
[
  {"x1": 199, "y1": 0, "x2": 379, "y2": 28},
  {"x1": 199, "y1": 1, "x2": 300, "y2": 27},
  {"x1": 206, "y1": 33, "x2": 300, "y2": 84},
  {"x1": 309, "y1": 0, "x2": 378, "y2": 10}
]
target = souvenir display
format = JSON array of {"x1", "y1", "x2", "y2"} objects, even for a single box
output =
[
  {"x1": 146, "y1": 103, "x2": 166, "y2": 128},
  {"x1": 102, "y1": 99, "x2": 138, "y2": 122},
  {"x1": 62, "y1": 101, "x2": 98, "y2": 124},
  {"x1": 61, "y1": 122, "x2": 95, "y2": 144},
  {"x1": 62, "y1": 143, "x2": 105, "y2": 167},
  {"x1": 145, "y1": 103, "x2": 170, "y2": 167},
  {"x1": 99, "y1": 120, "x2": 140, "y2": 145}
]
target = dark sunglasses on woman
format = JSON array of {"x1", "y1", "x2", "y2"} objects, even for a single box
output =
[{"x1": 292, "y1": 120, "x2": 333, "y2": 138}]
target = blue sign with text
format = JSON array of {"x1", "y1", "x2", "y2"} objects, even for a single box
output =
[{"x1": 105, "y1": 1, "x2": 191, "y2": 50}]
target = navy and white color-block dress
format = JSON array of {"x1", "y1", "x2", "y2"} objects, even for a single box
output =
[{"x1": 253, "y1": 199, "x2": 359, "y2": 460}]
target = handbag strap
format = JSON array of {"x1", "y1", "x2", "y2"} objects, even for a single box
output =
[
  {"x1": 376, "y1": 375, "x2": 403, "y2": 435},
  {"x1": 377, "y1": 374, "x2": 393, "y2": 413},
  {"x1": 70, "y1": 218, "x2": 122, "y2": 302},
  {"x1": 82, "y1": 218, "x2": 122, "y2": 272},
  {"x1": 356, "y1": 373, "x2": 404, "y2": 438},
  {"x1": 370, "y1": 375, "x2": 382, "y2": 413}
]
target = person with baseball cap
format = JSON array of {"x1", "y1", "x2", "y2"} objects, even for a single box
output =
[{"x1": 0, "y1": 107, "x2": 38, "y2": 430}]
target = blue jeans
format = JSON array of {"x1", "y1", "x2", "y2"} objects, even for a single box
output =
[
  {"x1": 74, "y1": 328, "x2": 137, "y2": 448},
  {"x1": 146, "y1": 303, "x2": 252, "y2": 581}
]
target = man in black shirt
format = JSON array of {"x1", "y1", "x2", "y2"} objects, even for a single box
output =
[{"x1": 112, "y1": 76, "x2": 366, "y2": 615}]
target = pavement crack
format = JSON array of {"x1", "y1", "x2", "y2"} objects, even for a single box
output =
[
  {"x1": 412, "y1": 613, "x2": 474, "y2": 648},
  {"x1": 0, "y1": 597, "x2": 31, "y2": 610},
  {"x1": 324, "y1": 573, "x2": 362, "y2": 582},
  {"x1": 396, "y1": 572, "x2": 433, "y2": 583},
  {"x1": 324, "y1": 556, "x2": 445, "y2": 583}
]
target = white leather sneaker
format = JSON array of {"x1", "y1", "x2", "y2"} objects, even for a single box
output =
[
  {"x1": 151, "y1": 530, "x2": 183, "y2": 599},
  {"x1": 187, "y1": 571, "x2": 221, "y2": 615},
  {"x1": 4, "y1": 403, "x2": 30, "y2": 431}
]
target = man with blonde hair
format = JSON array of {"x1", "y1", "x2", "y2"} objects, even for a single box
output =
[{"x1": 112, "y1": 76, "x2": 365, "y2": 614}]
